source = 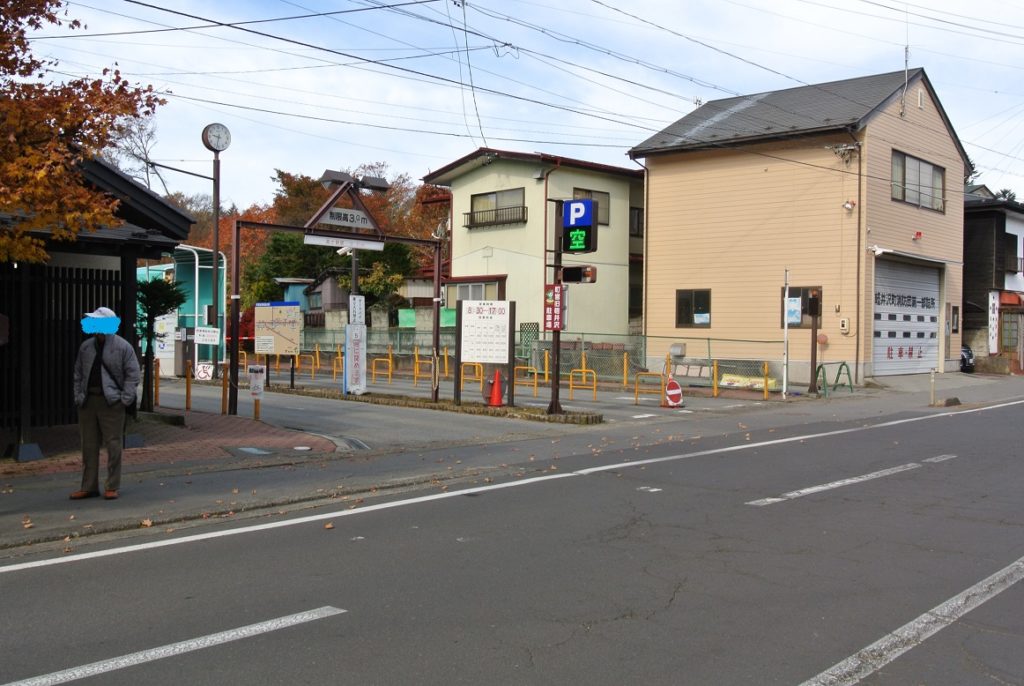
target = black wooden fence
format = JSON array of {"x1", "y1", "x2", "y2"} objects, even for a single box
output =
[{"x1": 1, "y1": 262, "x2": 122, "y2": 443}]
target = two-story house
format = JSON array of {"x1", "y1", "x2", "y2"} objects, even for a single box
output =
[
  {"x1": 423, "y1": 148, "x2": 644, "y2": 337},
  {"x1": 964, "y1": 195, "x2": 1024, "y2": 372},
  {"x1": 630, "y1": 68, "x2": 969, "y2": 383}
]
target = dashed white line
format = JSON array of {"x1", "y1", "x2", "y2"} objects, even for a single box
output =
[
  {"x1": 632, "y1": 414, "x2": 658, "y2": 419},
  {"x1": 2, "y1": 606, "x2": 346, "y2": 686},
  {"x1": 747, "y1": 456, "x2": 957, "y2": 507},
  {"x1": 800, "y1": 554, "x2": 1024, "y2": 685}
]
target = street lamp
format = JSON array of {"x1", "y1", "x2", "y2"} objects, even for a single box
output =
[{"x1": 201, "y1": 122, "x2": 231, "y2": 377}]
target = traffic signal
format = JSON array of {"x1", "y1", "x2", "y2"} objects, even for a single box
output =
[{"x1": 561, "y1": 265, "x2": 597, "y2": 283}]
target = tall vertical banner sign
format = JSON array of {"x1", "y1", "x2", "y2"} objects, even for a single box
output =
[
  {"x1": 544, "y1": 284, "x2": 564, "y2": 331},
  {"x1": 345, "y1": 323, "x2": 367, "y2": 394}
]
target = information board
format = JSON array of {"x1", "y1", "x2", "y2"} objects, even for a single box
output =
[
  {"x1": 460, "y1": 300, "x2": 511, "y2": 364},
  {"x1": 254, "y1": 301, "x2": 301, "y2": 355}
]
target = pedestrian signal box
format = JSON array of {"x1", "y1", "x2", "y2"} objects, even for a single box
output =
[{"x1": 561, "y1": 266, "x2": 597, "y2": 283}]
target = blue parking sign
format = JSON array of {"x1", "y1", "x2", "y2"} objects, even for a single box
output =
[{"x1": 563, "y1": 199, "x2": 594, "y2": 228}]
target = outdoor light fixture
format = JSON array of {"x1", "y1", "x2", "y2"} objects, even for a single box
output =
[
  {"x1": 319, "y1": 169, "x2": 391, "y2": 192},
  {"x1": 843, "y1": 200, "x2": 856, "y2": 211}
]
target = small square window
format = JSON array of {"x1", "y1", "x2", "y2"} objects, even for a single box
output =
[{"x1": 676, "y1": 289, "x2": 710, "y2": 328}]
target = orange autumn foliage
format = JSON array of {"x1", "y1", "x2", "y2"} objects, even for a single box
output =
[{"x1": 0, "y1": 1, "x2": 164, "y2": 263}]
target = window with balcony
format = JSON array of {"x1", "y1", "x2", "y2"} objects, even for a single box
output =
[
  {"x1": 465, "y1": 188, "x2": 527, "y2": 228},
  {"x1": 676, "y1": 289, "x2": 710, "y2": 328},
  {"x1": 573, "y1": 188, "x2": 610, "y2": 225},
  {"x1": 891, "y1": 151, "x2": 945, "y2": 212}
]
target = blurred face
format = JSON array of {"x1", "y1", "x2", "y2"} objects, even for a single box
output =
[{"x1": 81, "y1": 316, "x2": 120, "y2": 335}]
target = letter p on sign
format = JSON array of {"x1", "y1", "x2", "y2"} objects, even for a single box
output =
[{"x1": 563, "y1": 199, "x2": 593, "y2": 228}]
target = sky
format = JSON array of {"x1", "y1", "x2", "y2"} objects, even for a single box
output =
[{"x1": 31, "y1": 0, "x2": 1024, "y2": 210}]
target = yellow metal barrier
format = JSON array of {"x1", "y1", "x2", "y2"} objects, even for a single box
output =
[
  {"x1": 296, "y1": 352, "x2": 317, "y2": 379},
  {"x1": 713, "y1": 360, "x2": 719, "y2": 398},
  {"x1": 544, "y1": 349, "x2": 550, "y2": 382},
  {"x1": 568, "y1": 368, "x2": 597, "y2": 400},
  {"x1": 622, "y1": 352, "x2": 629, "y2": 389},
  {"x1": 633, "y1": 372, "x2": 666, "y2": 405},
  {"x1": 371, "y1": 344, "x2": 393, "y2": 384},
  {"x1": 460, "y1": 362, "x2": 484, "y2": 392},
  {"x1": 443, "y1": 346, "x2": 451, "y2": 378},
  {"x1": 332, "y1": 353, "x2": 345, "y2": 381},
  {"x1": 513, "y1": 365, "x2": 538, "y2": 397},
  {"x1": 413, "y1": 346, "x2": 434, "y2": 386}
]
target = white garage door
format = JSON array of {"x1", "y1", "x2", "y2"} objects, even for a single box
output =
[{"x1": 872, "y1": 260, "x2": 940, "y2": 375}]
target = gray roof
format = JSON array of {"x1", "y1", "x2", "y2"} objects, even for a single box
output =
[{"x1": 631, "y1": 69, "x2": 934, "y2": 157}]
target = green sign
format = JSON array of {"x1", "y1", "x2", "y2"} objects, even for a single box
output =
[{"x1": 561, "y1": 224, "x2": 596, "y2": 253}]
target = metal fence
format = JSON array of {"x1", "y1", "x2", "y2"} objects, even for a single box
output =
[{"x1": 295, "y1": 326, "x2": 788, "y2": 390}]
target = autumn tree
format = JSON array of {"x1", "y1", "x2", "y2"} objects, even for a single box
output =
[{"x1": 0, "y1": 1, "x2": 163, "y2": 263}]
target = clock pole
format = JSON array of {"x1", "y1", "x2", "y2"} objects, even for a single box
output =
[{"x1": 211, "y1": 149, "x2": 221, "y2": 378}]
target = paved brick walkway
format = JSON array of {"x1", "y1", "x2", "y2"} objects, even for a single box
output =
[{"x1": 0, "y1": 410, "x2": 337, "y2": 478}]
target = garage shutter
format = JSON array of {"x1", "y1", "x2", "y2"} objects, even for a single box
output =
[{"x1": 872, "y1": 260, "x2": 940, "y2": 375}]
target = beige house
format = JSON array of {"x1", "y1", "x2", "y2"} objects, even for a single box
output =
[
  {"x1": 630, "y1": 69, "x2": 969, "y2": 383},
  {"x1": 424, "y1": 148, "x2": 644, "y2": 336}
]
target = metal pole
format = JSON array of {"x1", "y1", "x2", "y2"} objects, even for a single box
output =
[
  {"x1": 211, "y1": 152, "x2": 220, "y2": 378},
  {"x1": 808, "y1": 289, "x2": 820, "y2": 395},
  {"x1": 228, "y1": 219, "x2": 241, "y2": 414},
  {"x1": 548, "y1": 201, "x2": 564, "y2": 415},
  {"x1": 431, "y1": 240, "x2": 442, "y2": 403}
]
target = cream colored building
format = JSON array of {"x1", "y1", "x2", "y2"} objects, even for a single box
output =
[
  {"x1": 630, "y1": 69, "x2": 969, "y2": 383},
  {"x1": 424, "y1": 148, "x2": 644, "y2": 336}
]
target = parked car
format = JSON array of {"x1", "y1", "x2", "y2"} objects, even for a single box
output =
[{"x1": 960, "y1": 344, "x2": 975, "y2": 373}]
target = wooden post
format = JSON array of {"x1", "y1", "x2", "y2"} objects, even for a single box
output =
[{"x1": 185, "y1": 360, "x2": 192, "y2": 411}]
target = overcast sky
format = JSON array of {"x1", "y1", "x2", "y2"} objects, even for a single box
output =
[{"x1": 34, "y1": 0, "x2": 1024, "y2": 209}]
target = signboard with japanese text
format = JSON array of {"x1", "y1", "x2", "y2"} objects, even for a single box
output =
[
  {"x1": 544, "y1": 284, "x2": 564, "y2": 331},
  {"x1": 248, "y1": 364, "x2": 266, "y2": 399},
  {"x1": 561, "y1": 199, "x2": 597, "y2": 253},
  {"x1": 460, "y1": 300, "x2": 511, "y2": 364},
  {"x1": 349, "y1": 294, "x2": 365, "y2": 326},
  {"x1": 319, "y1": 207, "x2": 372, "y2": 230},
  {"x1": 194, "y1": 326, "x2": 220, "y2": 345},
  {"x1": 254, "y1": 301, "x2": 301, "y2": 356},
  {"x1": 345, "y1": 324, "x2": 367, "y2": 394}
]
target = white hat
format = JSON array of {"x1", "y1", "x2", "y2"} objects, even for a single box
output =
[{"x1": 84, "y1": 306, "x2": 117, "y2": 318}]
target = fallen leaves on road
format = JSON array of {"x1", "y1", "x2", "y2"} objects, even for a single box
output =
[
  {"x1": 22, "y1": 515, "x2": 32, "y2": 529},
  {"x1": 324, "y1": 522, "x2": 334, "y2": 530},
  {"x1": 141, "y1": 518, "x2": 153, "y2": 528}
]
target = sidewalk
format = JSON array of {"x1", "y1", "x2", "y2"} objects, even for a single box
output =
[{"x1": 1, "y1": 409, "x2": 339, "y2": 479}]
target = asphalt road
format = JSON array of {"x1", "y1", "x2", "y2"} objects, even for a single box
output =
[{"x1": 3, "y1": 397, "x2": 1023, "y2": 685}]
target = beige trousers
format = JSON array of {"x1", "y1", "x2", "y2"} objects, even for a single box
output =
[{"x1": 78, "y1": 394, "x2": 125, "y2": 492}]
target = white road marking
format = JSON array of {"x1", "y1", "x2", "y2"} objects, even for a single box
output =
[
  {"x1": 1, "y1": 403, "x2": 1018, "y2": 575},
  {"x1": 632, "y1": 414, "x2": 658, "y2": 419},
  {"x1": 676, "y1": 409, "x2": 693, "y2": 414},
  {"x1": 1, "y1": 606, "x2": 346, "y2": 686},
  {"x1": 746, "y1": 463, "x2": 921, "y2": 506},
  {"x1": 799, "y1": 554, "x2": 1024, "y2": 686},
  {"x1": 747, "y1": 454, "x2": 958, "y2": 506},
  {"x1": 922, "y1": 454, "x2": 957, "y2": 463},
  {"x1": 636, "y1": 486, "x2": 663, "y2": 493}
]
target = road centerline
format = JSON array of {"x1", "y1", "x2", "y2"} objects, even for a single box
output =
[{"x1": 1, "y1": 606, "x2": 346, "y2": 686}]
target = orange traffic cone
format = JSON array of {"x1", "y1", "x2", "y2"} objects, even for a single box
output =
[{"x1": 488, "y1": 370, "x2": 504, "y2": 407}]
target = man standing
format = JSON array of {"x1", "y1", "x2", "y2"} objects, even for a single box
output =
[{"x1": 71, "y1": 306, "x2": 140, "y2": 500}]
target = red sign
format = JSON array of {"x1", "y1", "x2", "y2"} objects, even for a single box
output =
[
  {"x1": 664, "y1": 378, "x2": 683, "y2": 407},
  {"x1": 544, "y1": 284, "x2": 563, "y2": 331}
]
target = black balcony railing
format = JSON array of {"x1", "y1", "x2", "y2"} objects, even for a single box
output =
[
  {"x1": 463, "y1": 205, "x2": 528, "y2": 228},
  {"x1": 1005, "y1": 256, "x2": 1023, "y2": 273}
]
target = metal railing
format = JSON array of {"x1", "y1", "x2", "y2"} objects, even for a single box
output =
[{"x1": 463, "y1": 205, "x2": 528, "y2": 228}]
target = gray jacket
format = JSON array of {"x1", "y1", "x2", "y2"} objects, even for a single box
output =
[{"x1": 73, "y1": 333, "x2": 141, "y2": 408}]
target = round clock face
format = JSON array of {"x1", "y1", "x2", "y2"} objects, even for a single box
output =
[{"x1": 202, "y1": 123, "x2": 231, "y2": 152}]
